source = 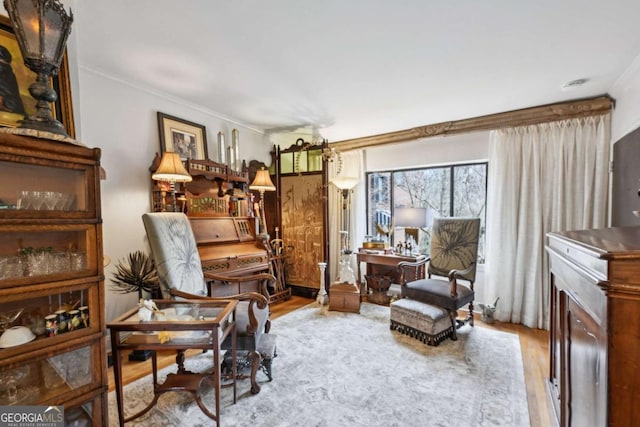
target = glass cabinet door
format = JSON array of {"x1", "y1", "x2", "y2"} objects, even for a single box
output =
[
  {"x1": 0, "y1": 283, "x2": 99, "y2": 349},
  {"x1": 0, "y1": 225, "x2": 99, "y2": 286},
  {"x1": 0, "y1": 158, "x2": 97, "y2": 218},
  {"x1": 0, "y1": 341, "x2": 100, "y2": 406}
]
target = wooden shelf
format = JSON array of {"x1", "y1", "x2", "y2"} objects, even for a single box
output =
[{"x1": 185, "y1": 159, "x2": 248, "y2": 184}]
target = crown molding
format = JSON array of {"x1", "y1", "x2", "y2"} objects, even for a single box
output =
[{"x1": 330, "y1": 95, "x2": 614, "y2": 152}]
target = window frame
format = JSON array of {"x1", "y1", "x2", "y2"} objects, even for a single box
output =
[{"x1": 365, "y1": 161, "x2": 488, "y2": 260}]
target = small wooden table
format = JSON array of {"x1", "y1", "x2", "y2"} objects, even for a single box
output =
[
  {"x1": 108, "y1": 299, "x2": 238, "y2": 427},
  {"x1": 356, "y1": 251, "x2": 427, "y2": 304}
]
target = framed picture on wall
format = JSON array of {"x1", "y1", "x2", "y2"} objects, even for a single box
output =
[
  {"x1": 0, "y1": 15, "x2": 75, "y2": 137},
  {"x1": 157, "y1": 112, "x2": 208, "y2": 160}
]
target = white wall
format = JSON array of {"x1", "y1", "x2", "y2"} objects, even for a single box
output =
[
  {"x1": 76, "y1": 68, "x2": 272, "y2": 322},
  {"x1": 611, "y1": 53, "x2": 640, "y2": 143},
  {"x1": 364, "y1": 131, "x2": 490, "y2": 172}
]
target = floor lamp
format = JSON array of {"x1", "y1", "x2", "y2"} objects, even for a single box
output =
[
  {"x1": 152, "y1": 152, "x2": 192, "y2": 212},
  {"x1": 250, "y1": 167, "x2": 276, "y2": 238},
  {"x1": 331, "y1": 176, "x2": 359, "y2": 254},
  {"x1": 330, "y1": 176, "x2": 359, "y2": 284}
]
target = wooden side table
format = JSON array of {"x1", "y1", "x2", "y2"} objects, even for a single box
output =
[
  {"x1": 108, "y1": 299, "x2": 238, "y2": 427},
  {"x1": 356, "y1": 251, "x2": 427, "y2": 304}
]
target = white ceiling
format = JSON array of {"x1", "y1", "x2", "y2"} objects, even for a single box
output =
[{"x1": 73, "y1": 0, "x2": 640, "y2": 142}]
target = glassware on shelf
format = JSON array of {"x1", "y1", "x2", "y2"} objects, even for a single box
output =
[
  {"x1": 69, "y1": 252, "x2": 86, "y2": 271},
  {"x1": 0, "y1": 256, "x2": 23, "y2": 280},
  {"x1": 16, "y1": 191, "x2": 76, "y2": 211}
]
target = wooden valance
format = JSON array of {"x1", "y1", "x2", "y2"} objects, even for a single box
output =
[{"x1": 330, "y1": 95, "x2": 614, "y2": 152}]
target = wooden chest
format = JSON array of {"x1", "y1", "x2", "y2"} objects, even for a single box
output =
[{"x1": 329, "y1": 282, "x2": 361, "y2": 313}]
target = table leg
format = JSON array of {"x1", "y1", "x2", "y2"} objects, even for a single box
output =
[
  {"x1": 232, "y1": 322, "x2": 237, "y2": 403},
  {"x1": 214, "y1": 346, "x2": 220, "y2": 427},
  {"x1": 357, "y1": 257, "x2": 365, "y2": 297},
  {"x1": 110, "y1": 332, "x2": 125, "y2": 427}
]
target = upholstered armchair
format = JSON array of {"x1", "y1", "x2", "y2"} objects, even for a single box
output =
[
  {"x1": 397, "y1": 217, "x2": 480, "y2": 340},
  {"x1": 142, "y1": 212, "x2": 276, "y2": 394}
]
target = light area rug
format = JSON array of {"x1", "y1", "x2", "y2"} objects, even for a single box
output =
[{"x1": 108, "y1": 302, "x2": 530, "y2": 427}]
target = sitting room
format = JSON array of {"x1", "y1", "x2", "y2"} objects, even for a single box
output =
[{"x1": 1, "y1": 1, "x2": 640, "y2": 426}]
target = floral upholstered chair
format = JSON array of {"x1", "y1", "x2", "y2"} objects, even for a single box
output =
[
  {"x1": 142, "y1": 212, "x2": 275, "y2": 394},
  {"x1": 397, "y1": 217, "x2": 481, "y2": 340}
]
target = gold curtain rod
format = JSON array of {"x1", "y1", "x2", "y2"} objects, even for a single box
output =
[{"x1": 330, "y1": 95, "x2": 614, "y2": 152}]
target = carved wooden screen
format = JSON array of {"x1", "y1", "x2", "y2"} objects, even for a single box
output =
[
  {"x1": 273, "y1": 140, "x2": 329, "y2": 291},
  {"x1": 280, "y1": 174, "x2": 325, "y2": 289}
]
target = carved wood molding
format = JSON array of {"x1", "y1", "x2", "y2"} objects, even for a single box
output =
[{"x1": 330, "y1": 95, "x2": 614, "y2": 152}]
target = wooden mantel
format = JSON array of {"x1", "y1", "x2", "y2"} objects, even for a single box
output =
[{"x1": 330, "y1": 95, "x2": 614, "y2": 152}]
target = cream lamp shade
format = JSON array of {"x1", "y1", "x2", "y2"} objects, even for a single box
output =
[
  {"x1": 330, "y1": 176, "x2": 359, "y2": 190},
  {"x1": 249, "y1": 168, "x2": 276, "y2": 192},
  {"x1": 152, "y1": 152, "x2": 193, "y2": 183},
  {"x1": 250, "y1": 167, "x2": 276, "y2": 236},
  {"x1": 152, "y1": 152, "x2": 191, "y2": 212}
]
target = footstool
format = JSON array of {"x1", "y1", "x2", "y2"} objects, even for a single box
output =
[{"x1": 390, "y1": 298, "x2": 453, "y2": 346}]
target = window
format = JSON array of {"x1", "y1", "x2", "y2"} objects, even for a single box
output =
[{"x1": 366, "y1": 162, "x2": 487, "y2": 261}]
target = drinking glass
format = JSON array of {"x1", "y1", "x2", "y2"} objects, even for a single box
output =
[{"x1": 16, "y1": 191, "x2": 31, "y2": 210}]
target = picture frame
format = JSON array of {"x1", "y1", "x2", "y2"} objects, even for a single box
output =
[
  {"x1": 0, "y1": 15, "x2": 75, "y2": 137},
  {"x1": 157, "y1": 112, "x2": 208, "y2": 160}
]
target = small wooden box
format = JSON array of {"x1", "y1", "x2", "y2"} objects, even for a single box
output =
[{"x1": 329, "y1": 282, "x2": 361, "y2": 313}]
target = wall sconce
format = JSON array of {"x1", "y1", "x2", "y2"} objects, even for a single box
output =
[
  {"x1": 250, "y1": 167, "x2": 276, "y2": 237},
  {"x1": 4, "y1": 0, "x2": 73, "y2": 137},
  {"x1": 152, "y1": 152, "x2": 192, "y2": 212},
  {"x1": 394, "y1": 207, "x2": 428, "y2": 253}
]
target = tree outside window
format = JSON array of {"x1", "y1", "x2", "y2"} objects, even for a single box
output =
[{"x1": 366, "y1": 162, "x2": 487, "y2": 261}]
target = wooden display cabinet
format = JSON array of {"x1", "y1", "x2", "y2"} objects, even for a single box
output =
[
  {"x1": 0, "y1": 132, "x2": 107, "y2": 425},
  {"x1": 546, "y1": 226, "x2": 640, "y2": 426}
]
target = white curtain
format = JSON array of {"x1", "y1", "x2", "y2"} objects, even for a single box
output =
[
  {"x1": 327, "y1": 150, "x2": 364, "y2": 283},
  {"x1": 484, "y1": 115, "x2": 610, "y2": 329}
]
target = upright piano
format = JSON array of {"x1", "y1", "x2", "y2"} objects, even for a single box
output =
[{"x1": 190, "y1": 216, "x2": 270, "y2": 296}]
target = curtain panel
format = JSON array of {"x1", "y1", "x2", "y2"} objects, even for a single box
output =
[
  {"x1": 327, "y1": 150, "x2": 364, "y2": 284},
  {"x1": 484, "y1": 115, "x2": 610, "y2": 329}
]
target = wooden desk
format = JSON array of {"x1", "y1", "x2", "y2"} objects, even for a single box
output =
[
  {"x1": 108, "y1": 299, "x2": 237, "y2": 427},
  {"x1": 356, "y1": 251, "x2": 426, "y2": 304}
]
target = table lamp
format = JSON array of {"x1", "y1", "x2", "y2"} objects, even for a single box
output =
[
  {"x1": 394, "y1": 207, "x2": 427, "y2": 252},
  {"x1": 152, "y1": 152, "x2": 192, "y2": 212},
  {"x1": 250, "y1": 167, "x2": 276, "y2": 237},
  {"x1": 4, "y1": 0, "x2": 73, "y2": 137}
]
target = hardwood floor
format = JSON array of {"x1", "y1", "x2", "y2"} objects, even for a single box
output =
[{"x1": 108, "y1": 296, "x2": 555, "y2": 427}]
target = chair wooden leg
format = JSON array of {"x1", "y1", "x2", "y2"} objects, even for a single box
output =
[
  {"x1": 468, "y1": 302, "x2": 474, "y2": 327},
  {"x1": 247, "y1": 350, "x2": 262, "y2": 394},
  {"x1": 175, "y1": 350, "x2": 187, "y2": 374},
  {"x1": 448, "y1": 311, "x2": 458, "y2": 341}
]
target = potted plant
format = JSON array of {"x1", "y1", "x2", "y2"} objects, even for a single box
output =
[
  {"x1": 109, "y1": 250, "x2": 159, "y2": 300},
  {"x1": 110, "y1": 250, "x2": 159, "y2": 361}
]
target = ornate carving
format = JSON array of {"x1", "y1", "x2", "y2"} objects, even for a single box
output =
[
  {"x1": 331, "y1": 95, "x2": 614, "y2": 152},
  {"x1": 413, "y1": 122, "x2": 454, "y2": 138}
]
